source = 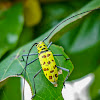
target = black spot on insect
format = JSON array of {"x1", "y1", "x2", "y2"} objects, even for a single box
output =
[
  {"x1": 52, "y1": 59, "x2": 54, "y2": 62},
  {"x1": 48, "y1": 61, "x2": 51, "y2": 64},
  {"x1": 43, "y1": 45, "x2": 45, "y2": 46},
  {"x1": 55, "y1": 74, "x2": 58, "y2": 78},
  {"x1": 50, "y1": 70, "x2": 54, "y2": 73},
  {"x1": 40, "y1": 46, "x2": 42, "y2": 48},
  {"x1": 42, "y1": 48, "x2": 45, "y2": 50},
  {"x1": 47, "y1": 68, "x2": 49, "y2": 71},
  {"x1": 44, "y1": 68, "x2": 49, "y2": 71},
  {"x1": 44, "y1": 68, "x2": 47, "y2": 71},
  {"x1": 53, "y1": 65, "x2": 57, "y2": 69},
  {"x1": 42, "y1": 55, "x2": 46, "y2": 58},
  {"x1": 46, "y1": 73, "x2": 47, "y2": 76},
  {"x1": 47, "y1": 54, "x2": 50, "y2": 57},
  {"x1": 49, "y1": 76, "x2": 52, "y2": 79},
  {"x1": 43, "y1": 62, "x2": 45, "y2": 65}
]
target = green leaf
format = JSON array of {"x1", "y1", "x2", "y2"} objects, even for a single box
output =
[
  {"x1": 0, "y1": 3, "x2": 24, "y2": 58},
  {"x1": 17, "y1": 26, "x2": 34, "y2": 47},
  {"x1": 0, "y1": 0, "x2": 99, "y2": 99},
  {"x1": 49, "y1": 0, "x2": 100, "y2": 42},
  {"x1": 0, "y1": 29, "x2": 73, "y2": 99},
  {"x1": 69, "y1": 11, "x2": 100, "y2": 53},
  {"x1": 55, "y1": 0, "x2": 100, "y2": 80},
  {"x1": 56, "y1": 13, "x2": 100, "y2": 80},
  {"x1": 90, "y1": 66, "x2": 100, "y2": 100},
  {"x1": 69, "y1": 42, "x2": 100, "y2": 80},
  {"x1": 0, "y1": 77, "x2": 21, "y2": 100},
  {"x1": 35, "y1": 3, "x2": 74, "y2": 37}
]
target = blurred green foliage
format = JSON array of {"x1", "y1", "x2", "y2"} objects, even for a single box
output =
[
  {"x1": 0, "y1": 77, "x2": 21, "y2": 100},
  {"x1": 55, "y1": 10, "x2": 100, "y2": 80},
  {"x1": 0, "y1": 0, "x2": 100, "y2": 100},
  {"x1": 90, "y1": 66, "x2": 100, "y2": 100},
  {"x1": 0, "y1": 3, "x2": 24, "y2": 59}
]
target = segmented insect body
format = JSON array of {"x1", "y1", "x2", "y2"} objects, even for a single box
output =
[{"x1": 37, "y1": 41, "x2": 58, "y2": 84}]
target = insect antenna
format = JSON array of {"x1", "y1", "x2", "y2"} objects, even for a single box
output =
[
  {"x1": 23, "y1": 43, "x2": 38, "y2": 100},
  {"x1": 42, "y1": 7, "x2": 100, "y2": 42}
]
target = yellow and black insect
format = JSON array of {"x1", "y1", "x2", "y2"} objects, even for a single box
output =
[{"x1": 17, "y1": 8, "x2": 100, "y2": 99}]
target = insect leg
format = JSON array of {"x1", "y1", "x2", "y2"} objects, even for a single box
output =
[
  {"x1": 27, "y1": 58, "x2": 39, "y2": 66},
  {"x1": 32, "y1": 68, "x2": 42, "y2": 98},
  {"x1": 17, "y1": 58, "x2": 39, "y2": 75},
  {"x1": 47, "y1": 42, "x2": 52, "y2": 48},
  {"x1": 18, "y1": 43, "x2": 38, "y2": 75},
  {"x1": 57, "y1": 66, "x2": 70, "y2": 87},
  {"x1": 53, "y1": 54, "x2": 70, "y2": 60},
  {"x1": 21, "y1": 53, "x2": 38, "y2": 61}
]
